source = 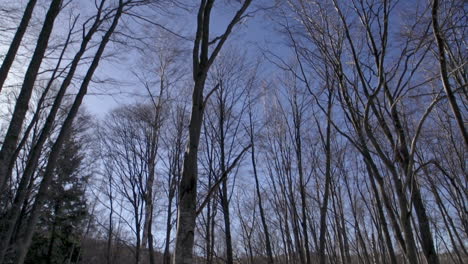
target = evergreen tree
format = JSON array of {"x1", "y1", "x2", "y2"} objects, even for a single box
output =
[{"x1": 25, "y1": 121, "x2": 90, "y2": 264}]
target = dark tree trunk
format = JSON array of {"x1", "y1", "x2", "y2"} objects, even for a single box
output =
[
  {"x1": 249, "y1": 109, "x2": 274, "y2": 264},
  {"x1": 46, "y1": 202, "x2": 60, "y2": 264},
  {"x1": 431, "y1": 0, "x2": 468, "y2": 147},
  {"x1": 173, "y1": 1, "x2": 252, "y2": 263},
  {"x1": 0, "y1": 0, "x2": 38, "y2": 92},
  {"x1": 10, "y1": 2, "x2": 124, "y2": 263},
  {"x1": 0, "y1": 0, "x2": 61, "y2": 194}
]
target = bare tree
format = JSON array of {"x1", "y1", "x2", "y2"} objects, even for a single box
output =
[
  {"x1": 10, "y1": 2, "x2": 128, "y2": 262},
  {"x1": 247, "y1": 77, "x2": 274, "y2": 264},
  {"x1": 173, "y1": 1, "x2": 253, "y2": 263},
  {"x1": 431, "y1": 0, "x2": 468, "y2": 147},
  {"x1": 0, "y1": 0, "x2": 62, "y2": 194}
]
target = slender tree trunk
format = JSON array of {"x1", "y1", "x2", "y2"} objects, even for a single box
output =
[
  {"x1": 432, "y1": 0, "x2": 468, "y2": 147},
  {"x1": 220, "y1": 180, "x2": 233, "y2": 264},
  {"x1": 389, "y1": 169, "x2": 419, "y2": 264},
  {"x1": 164, "y1": 124, "x2": 183, "y2": 264},
  {"x1": 144, "y1": 153, "x2": 156, "y2": 264},
  {"x1": 46, "y1": 202, "x2": 60, "y2": 264},
  {"x1": 318, "y1": 93, "x2": 332, "y2": 264},
  {"x1": 205, "y1": 170, "x2": 212, "y2": 264},
  {"x1": 365, "y1": 165, "x2": 398, "y2": 264},
  {"x1": 174, "y1": 78, "x2": 205, "y2": 264},
  {"x1": 209, "y1": 193, "x2": 217, "y2": 264},
  {"x1": 218, "y1": 86, "x2": 233, "y2": 264},
  {"x1": 0, "y1": 5, "x2": 103, "y2": 260},
  {"x1": 147, "y1": 230, "x2": 155, "y2": 264},
  {"x1": 383, "y1": 78, "x2": 440, "y2": 264},
  {"x1": 330, "y1": 183, "x2": 347, "y2": 264},
  {"x1": 0, "y1": 0, "x2": 38, "y2": 92},
  {"x1": 173, "y1": 2, "x2": 213, "y2": 261},
  {"x1": 338, "y1": 76, "x2": 418, "y2": 264},
  {"x1": 283, "y1": 204, "x2": 294, "y2": 263},
  {"x1": 10, "y1": 3, "x2": 124, "y2": 262},
  {"x1": 285, "y1": 170, "x2": 304, "y2": 264},
  {"x1": 410, "y1": 181, "x2": 440, "y2": 264},
  {"x1": 292, "y1": 101, "x2": 310, "y2": 264},
  {"x1": 0, "y1": 0, "x2": 62, "y2": 194},
  {"x1": 336, "y1": 185, "x2": 351, "y2": 264},
  {"x1": 106, "y1": 189, "x2": 114, "y2": 264},
  {"x1": 5, "y1": 16, "x2": 74, "y2": 191},
  {"x1": 146, "y1": 77, "x2": 165, "y2": 264},
  {"x1": 163, "y1": 180, "x2": 175, "y2": 264},
  {"x1": 249, "y1": 110, "x2": 274, "y2": 264},
  {"x1": 135, "y1": 218, "x2": 141, "y2": 264},
  {"x1": 173, "y1": 1, "x2": 252, "y2": 262},
  {"x1": 428, "y1": 175, "x2": 465, "y2": 263},
  {"x1": 163, "y1": 197, "x2": 173, "y2": 264}
]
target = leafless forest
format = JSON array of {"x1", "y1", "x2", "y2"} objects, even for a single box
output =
[{"x1": 0, "y1": 0, "x2": 466, "y2": 264}]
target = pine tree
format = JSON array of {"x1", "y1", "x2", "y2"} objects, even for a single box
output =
[{"x1": 25, "y1": 121, "x2": 90, "y2": 264}]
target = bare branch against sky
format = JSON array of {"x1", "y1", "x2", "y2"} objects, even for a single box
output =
[{"x1": 0, "y1": 1, "x2": 466, "y2": 264}]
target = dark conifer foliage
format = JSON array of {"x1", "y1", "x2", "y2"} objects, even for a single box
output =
[{"x1": 25, "y1": 125, "x2": 90, "y2": 264}]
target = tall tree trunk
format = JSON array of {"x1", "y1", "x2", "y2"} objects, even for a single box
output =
[
  {"x1": 0, "y1": 4, "x2": 104, "y2": 261},
  {"x1": 209, "y1": 192, "x2": 217, "y2": 264},
  {"x1": 292, "y1": 94, "x2": 310, "y2": 264},
  {"x1": 163, "y1": 173, "x2": 177, "y2": 264},
  {"x1": 336, "y1": 185, "x2": 351, "y2": 264},
  {"x1": 106, "y1": 184, "x2": 114, "y2": 264},
  {"x1": 46, "y1": 202, "x2": 60, "y2": 264},
  {"x1": 135, "y1": 217, "x2": 141, "y2": 264},
  {"x1": 5, "y1": 16, "x2": 74, "y2": 192},
  {"x1": 205, "y1": 169, "x2": 213, "y2": 264},
  {"x1": 428, "y1": 174, "x2": 465, "y2": 263},
  {"x1": 164, "y1": 122, "x2": 183, "y2": 264},
  {"x1": 410, "y1": 181, "x2": 440, "y2": 264},
  {"x1": 383, "y1": 78, "x2": 439, "y2": 264},
  {"x1": 10, "y1": 3, "x2": 124, "y2": 262},
  {"x1": 0, "y1": 0, "x2": 62, "y2": 194},
  {"x1": 220, "y1": 180, "x2": 233, "y2": 264},
  {"x1": 145, "y1": 80, "x2": 164, "y2": 264},
  {"x1": 174, "y1": 77, "x2": 206, "y2": 264},
  {"x1": 365, "y1": 165, "x2": 398, "y2": 264},
  {"x1": 431, "y1": 0, "x2": 468, "y2": 147},
  {"x1": 143, "y1": 138, "x2": 157, "y2": 264},
  {"x1": 0, "y1": 0, "x2": 38, "y2": 92},
  {"x1": 173, "y1": 1, "x2": 252, "y2": 263},
  {"x1": 248, "y1": 106, "x2": 274, "y2": 264},
  {"x1": 219, "y1": 84, "x2": 233, "y2": 264},
  {"x1": 318, "y1": 92, "x2": 332, "y2": 264}
]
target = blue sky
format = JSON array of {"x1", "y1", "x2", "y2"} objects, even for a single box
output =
[{"x1": 82, "y1": 0, "x2": 288, "y2": 117}]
